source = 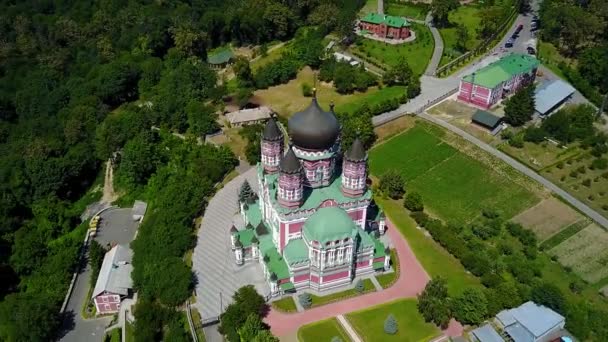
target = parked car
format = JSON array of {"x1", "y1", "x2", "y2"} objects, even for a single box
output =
[
  {"x1": 516, "y1": 24, "x2": 524, "y2": 32},
  {"x1": 505, "y1": 39, "x2": 514, "y2": 48},
  {"x1": 527, "y1": 46, "x2": 536, "y2": 55}
]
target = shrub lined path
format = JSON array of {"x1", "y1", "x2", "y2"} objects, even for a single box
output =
[{"x1": 264, "y1": 219, "x2": 463, "y2": 338}]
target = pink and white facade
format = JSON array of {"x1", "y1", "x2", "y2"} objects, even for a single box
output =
[
  {"x1": 457, "y1": 53, "x2": 539, "y2": 109},
  {"x1": 232, "y1": 98, "x2": 389, "y2": 294}
]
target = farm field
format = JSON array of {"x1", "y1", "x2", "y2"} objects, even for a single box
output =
[
  {"x1": 385, "y1": 2, "x2": 428, "y2": 20},
  {"x1": 346, "y1": 299, "x2": 440, "y2": 342},
  {"x1": 511, "y1": 197, "x2": 583, "y2": 241},
  {"x1": 350, "y1": 23, "x2": 434, "y2": 75},
  {"x1": 298, "y1": 318, "x2": 351, "y2": 342},
  {"x1": 370, "y1": 122, "x2": 540, "y2": 224},
  {"x1": 499, "y1": 141, "x2": 581, "y2": 172},
  {"x1": 548, "y1": 224, "x2": 608, "y2": 284},
  {"x1": 540, "y1": 152, "x2": 608, "y2": 218},
  {"x1": 253, "y1": 67, "x2": 405, "y2": 117}
]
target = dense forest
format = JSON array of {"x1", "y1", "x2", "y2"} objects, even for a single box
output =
[
  {"x1": 0, "y1": 0, "x2": 365, "y2": 341},
  {"x1": 539, "y1": 0, "x2": 608, "y2": 104}
]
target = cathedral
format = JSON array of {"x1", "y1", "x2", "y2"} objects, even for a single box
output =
[{"x1": 230, "y1": 95, "x2": 389, "y2": 294}]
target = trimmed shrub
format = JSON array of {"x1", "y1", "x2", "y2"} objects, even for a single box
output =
[
  {"x1": 384, "y1": 314, "x2": 398, "y2": 335},
  {"x1": 355, "y1": 279, "x2": 365, "y2": 293},
  {"x1": 298, "y1": 293, "x2": 312, "y2": 309},
  {"x1": 403, "y1": 192, "x2": 424, "y2": 212}
]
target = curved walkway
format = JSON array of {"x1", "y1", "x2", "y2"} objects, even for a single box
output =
[
  {"x1": 423, "y1": 13, "x2": 444, "y2": 76},
  {"x1": 264, "y1": 219, "x2": 463, "y2": 338}
]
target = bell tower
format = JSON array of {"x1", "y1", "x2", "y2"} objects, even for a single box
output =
[
  {"x1": 341, "y1": 138, "x2": 367, "y2": 197},
  {"x1": 261, "y1": 116, "x2": 284, "y2": 173},
  {"x1": 278, "y1": 147, "x2": 303, "y2": 208}
]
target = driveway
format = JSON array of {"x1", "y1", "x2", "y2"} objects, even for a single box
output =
[{"x1": 59, "y1": 207, "x2": 140, "y2": 342}]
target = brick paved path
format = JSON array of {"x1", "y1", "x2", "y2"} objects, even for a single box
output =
[{"x1": 264, "y1": 219, "x2": 463, "y2": 338}]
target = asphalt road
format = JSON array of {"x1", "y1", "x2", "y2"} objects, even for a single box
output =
[
  {"x1": 419, "y1": 112, "x2": 608, "y2": 229},
  {"x1": 59, "y1": 208, "x2": 139, "y2": 342}
]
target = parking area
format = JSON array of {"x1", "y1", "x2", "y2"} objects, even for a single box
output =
[{"x1": 59, "y1": 206, "x2": 141, "y2": 342}]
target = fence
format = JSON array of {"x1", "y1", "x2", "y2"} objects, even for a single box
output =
[
  {"x1": 415, "y1": 88, "x2": 459, "y2": 114},
  {"x1": 435, "y1": 9, "x2": 519, "y2": 77},
  {"x1": 186, "y1": 301, "x2": 199, "y2": 342}
]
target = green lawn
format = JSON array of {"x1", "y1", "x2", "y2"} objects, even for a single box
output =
[
  {"x1": 378, "y1": 198, "x2": 480, "y2": 295},
  {"x1": 271, "y1": 296, "x2": 298, "y2": 312},
  {"x1": 310, "y1": 279, "x2": 375, "y2": 308},
  {"x1": 335, "y1": 85, "x2": 406, "y2": 114},
  {"x1": 439, "y1": 5, "x2": 483, "y2": 65},
  {"x1": 298, "y1": 318, "x2": 351, "y2": 342},
  {"x1": 376, "y1": 249, "x2": 399, "y2": 289},
  {"x1": 346, "y1": 299, "x2": 440, "y2": 342},
  {"x1": 350, "y1": 23, "x2": 434, "y2": 75},
  {"x1": 385, "y1": 2, "x2": 429, "y2": 20},
  {"x1": 370, "y1": 124, "x2": 539, "y2": 224}
]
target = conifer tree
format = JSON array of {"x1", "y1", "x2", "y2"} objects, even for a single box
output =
[
  {"x1": 239, "y1": 180, "x2": 255, "y2": 203},
  {"x1": 384, "y1": 314, "x2": 398, "y2": 335}
]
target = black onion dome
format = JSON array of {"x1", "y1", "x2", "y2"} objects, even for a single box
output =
[
  {"x1": 288, "y1": 98, "x2": 340, "y2": 150},
  {"x1": 263, "y1": 117, "x2": 283, "y2": 141},
  {"x1": 345, "y1": 138, "x2": 367, "y2": 162},
  {"x1": 279, "y1": 148, "x2": 302, "y2": 174}
]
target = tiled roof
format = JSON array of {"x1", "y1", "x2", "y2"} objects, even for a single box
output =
[
  {"x1": 283, "y1": 238, "x2": 309, "y2": 266},
  {"x1": 303, "y1": 207, "x2": 358, "y2": 245},
  {"x1": 361, "y1": 13, "x2": 409, "y2": 27},
  {"x1": 236, "y1": 227, "x2": 255, "y2": 247},
  {"x1": 373, "y1": 237, "x2": 387, "y2": 258},
  {"x1": 262, "y1": 245, "x2": 290, "y2": 280},
  {"x1": 462, "y1": 54, "x2": 539, "y2": 89}
]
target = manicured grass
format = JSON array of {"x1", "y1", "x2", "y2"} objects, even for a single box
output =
[
  {"x1": 350, "y1": 23, "x2": 434, "y2": 75},
  {"x1": 104, "y1": 328, "x2": 121, "y2": 342},
  {"x1": 271, "y1": 296, "x2": 298, "y2": 313},
  {"x1": 378, "y1": 198, "x2": 480, "y2": 295},
  {"x1": 385, "y1": 2, "x2": 428, "y2": 20},
  {"x1": 376, "y1": 249, "x2": 399, "y2": 289},
  {"x1": 254, "y1": 67, "x2": 404, "y2": 117},
  {"x1": 251, "y1": 41, "x2": 289, "y2": 71},
  {"x1": 346, "y1": 299, "x2": 440, "y2": 342},
  {"x1": 370, "y1": 123, "x2": 539, "y2": 224},
  {"x1": 298, "y1": 318, "x2": 351, "y2": 342},
  {"x1": 360, "y1": 0, "x2": 378, "y2": 15},
  {"x1": 310, "y1": 279, "x2": 376, "y2": 308}
]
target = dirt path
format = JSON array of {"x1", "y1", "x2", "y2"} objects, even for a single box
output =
[{"x1": 101, "y1": 159, "x2": 118, "y2": 204}]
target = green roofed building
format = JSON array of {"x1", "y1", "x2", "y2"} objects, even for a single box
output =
[
  {"x1": 230, "y1": 95, "x2": 390, "y2": 295},
  {"x1": 207, "y1": 49, "x2": 233, "y2": 69},
  {"x1": 471, "y1": 110, "x2": 503, "y2": 131},
  {"x1": 458, "y1": 53, "x2": 539, "y2": 109},
  {"x1": 359, "y1": 13, "x2": 412, "y2": 40}
]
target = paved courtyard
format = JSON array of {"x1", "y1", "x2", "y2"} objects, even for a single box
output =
[{"x1": 192, "y1": 167, "x2": 269, "y2": 321}]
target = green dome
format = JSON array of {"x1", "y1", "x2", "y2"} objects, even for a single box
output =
[{"x1": 303, "y1": 207, "x2": 357, "y2": 246}]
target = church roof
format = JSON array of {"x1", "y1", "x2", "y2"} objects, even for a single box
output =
[
  {"x1": 263, "y1": 117, "x2": 283, "y2": 141},
  {"x1": 288, "y1": 97, "x2": 340, "y2": 150},
  {"x1": 303, "y1": 207, "x2": 357, "y2": 245},
  {"x1": 345, "y1": 138, "x2": 367, "y2": 162},
  {"x1": 279, "y1": 147, "x2": 302, "y2": 174},
  {"x1": 283, "y1": 238, "x2": 309, "y2": 266}
]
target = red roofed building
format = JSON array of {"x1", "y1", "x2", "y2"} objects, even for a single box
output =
[{"x1": 359, "y1": 13, "x2": 411, "y2": 40}]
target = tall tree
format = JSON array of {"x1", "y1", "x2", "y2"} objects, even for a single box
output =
[
  {"x1": 431, "y1": 0, "x2": 460, "y2": 28},
  {"x1": 417, "y1": 277, "x2": 451, "y2": 328},
  {"x1": 504, "y1": 85, "x2": 535, "y2": 126},
  {"x1": 451, "y1": 288, "x2": 488, "y2": 325}
]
